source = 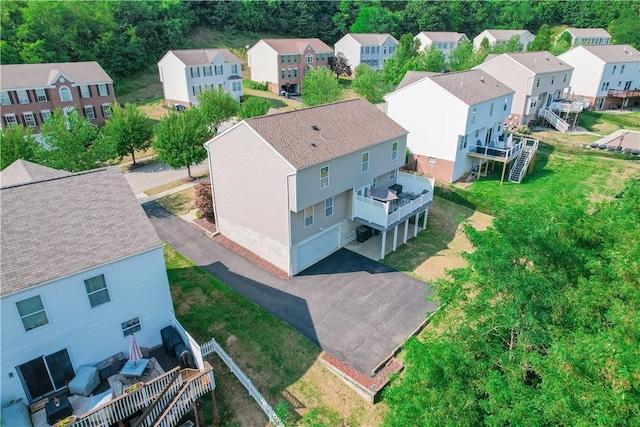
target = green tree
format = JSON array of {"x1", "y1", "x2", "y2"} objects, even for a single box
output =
[
  {"x1": 238, "y1": 96, "x2": 272, "y2": 119},
  {"x1": 492, "y1": 35, "x2": 524, "y2": 54},
  {"x1": 608, "y1": 8, "x2": 640, "y2": 49},
  {"x1": 351, "y1": 64, "x2": 392, "y2": 104},
  {"x1": 153, "y1": 108, "x2": 212, "y2": 179},
  {"x1": 39, "y1": 109, "x2": 100, "y2": 172},
  {"x1": 0, "y1": 126, "x2": 41, "y2": 170},
  {"x1": 414, "y1": 45, "x2": 446, "y2": 72},
  {"x1": 97, "y1": 103, "x2": 153, "y2": 165},
  {"x1": 529, "y1": 24, "x2": 553, "y2": 51},
  {"x1": 350, "y1": 5, "x2": 397, "y2": 34},
  {"x1": 448, "y1": 39, "x2": 478, "y2": 71},
  {"x1": 382, "y1": 33, "x2": 422, "y2": 84},
  {"x1": 301, "y1": 67, "x2": 343, "y2": 107},
  {"x1": 197, "y1": 88, "x2": 240, "y2": 135}
]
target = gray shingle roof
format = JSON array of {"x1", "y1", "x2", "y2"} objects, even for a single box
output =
[
  {"x1": 577, "y1": 44, "x2": 640, "y2": 63},
  {"x1": 165, "y1": 49, "x2": 241, "y2": 65},
  {"x1": 244, "y1": 98, "x2": 407, "y2": 170},
  {"x1": 348, "y1": 33, "x2": 398, "y2": 45},
  {"x1": 416, "y1": 32, "x2": 467, "y2": 43},
  {"x1": 1, "y1": 160, "x2": 71, "y2": 187},
  {"x1": 0, "y1": 167, "x2": 161, "y2": 296},
  {"x1": 396, "y1": 71, "x2": 439, "y2": 90},
  {"x1": 483, "y1": 29, "x2": 531, "y2": 41},
  {"x1": 564, "y1": 27, "x2": 611, "y2": 39},
  {"x1": 414, "y1": 70, "x2": 515, "y2": 106},
  {"x1": 494, "y1": 51, "x2": 574, "y2": 74},
  {"x1": 0, "y1": 61, "x2": 112, "y2": 90},
  {"x1": 259, "y1": 38, "x2": 333, "y2": 54}
]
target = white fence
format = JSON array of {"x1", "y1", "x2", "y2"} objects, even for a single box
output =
[{"x1": 201, "y1": 337, "x2": 285, "y2": 427}]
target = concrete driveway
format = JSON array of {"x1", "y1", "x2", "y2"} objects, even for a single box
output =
[{"x1": 144, "y1": 202, "x2": 437, "y2": 376}]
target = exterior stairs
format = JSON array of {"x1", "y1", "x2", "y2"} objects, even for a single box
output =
[
  {"x1": 538, "y1": 108, "x2": 570, "y2": 133},
  {"x1": 509, "y1": 140, "x2": 539, "y2": 183}
]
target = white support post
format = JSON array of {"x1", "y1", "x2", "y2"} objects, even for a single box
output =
[
  {"x1": 422, "y1": 208, "x2": 429, "y2": 229},
  {"x1": 393, "y1": 226, "x2": 398, "y2": 251},
  {"x1": 403, "y1": 219, "x2": 409, "y2": 244},
  {"x1": 414, "y1": 213, "x2": 419, "y2": 237},
  {"x1": 381, "y1": 231, "x2": 387, "y2": 260}
]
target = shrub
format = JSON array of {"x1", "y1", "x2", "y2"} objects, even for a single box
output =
[
  {"x1": 194, "y1": 180, "x2": 215, "y2": 221},
  {"x1": 246, "y1": 80, "x2": 269, "y2": 91}
]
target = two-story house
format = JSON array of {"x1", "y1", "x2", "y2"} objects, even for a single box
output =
[
  {"x1": 476, "y1": 51, "x2": 577, "y2": 131},
  {"x1": 556, "y1": 28, "x2": 611, "y2": 47},
  {"x1": 247, "y1": 38, "x2": 333, "y2": 95},
  {"x1": 0, "y1": 162, "x2": 175, "y2": 406},
  {"x1": 473, "y1": 29, "x2": 534, "y2": 52},
  {"x1": 0, "y1": 62, "x2": 116, "y2": 134},
  {"x1": 157, "y1": 49, "x2": 243, "y2": 107},
  {"x1": 559, "y1": 44, "x2": 640, "y2": 111},
  {"x1": 205, "y1": 98, "x2": 434, "y2": 274},
  {"x1": 414, "y1": 32, "x2": 468, "y2": 60},
  {"x1": 334, "y1": 33, "x2": 398, "y2": 72},
  {"x1": 384, "y1": 70, "x2": 535, "y2": 184}
]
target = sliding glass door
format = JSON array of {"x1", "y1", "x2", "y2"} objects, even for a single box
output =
[{"x1": 17, "y1": 349, "x2": 74, "y2": 402}]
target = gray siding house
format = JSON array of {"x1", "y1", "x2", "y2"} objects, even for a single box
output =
[{"x1": 205, "y1": 98, "x2": 434, "y2": 276}]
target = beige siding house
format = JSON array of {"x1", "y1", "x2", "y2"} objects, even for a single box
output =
[
  {"x1": 473, "y1": 29, "x2": 534, "y2": 52},
  {"x1": 334, "y1": 33, "x2": 398, "y2": 72},
  {"x1": 415, "y1": 32, "x2": 468, "y2": 60},
  {"x1": 205, "y1": 98, "x2": 435, "y2": 275},
  {"x1": 556, "y1": 28, "x2": 611, "y2": 46}
]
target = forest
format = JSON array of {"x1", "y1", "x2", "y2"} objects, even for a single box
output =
[{"x1": 2, "y1": 0, "x2": 639, "y2": 84}]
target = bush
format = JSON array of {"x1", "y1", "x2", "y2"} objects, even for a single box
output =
[
  {"x1": 194, "y1": 180, "x2": 215, "y2": 221},
  {"x1": 246, "y1": 80, "x2": 269, "y2": 91}
]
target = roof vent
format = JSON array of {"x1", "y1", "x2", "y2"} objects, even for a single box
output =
[
  {"x1": 311, "y1": 142, "x2": 317, "y2": 147},
  {"x1": 311, "y1": 125, "x2": 320, "y2": 131},
  {"x1": 480, "y1": 75, "x2": 485, "y2": 83},
  {"x1": 545, "y1": 53, "x2": 549, "y2": 60}
]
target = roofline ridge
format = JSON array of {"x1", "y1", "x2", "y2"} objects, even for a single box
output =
[
  {"x1": 1, "y1": 167, "x2": 109, "y2": 190},
  {"x1": 246, "y1": 98, "x2": 366, "y2": 123}
]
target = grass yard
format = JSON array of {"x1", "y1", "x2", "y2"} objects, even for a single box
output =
[
  {"x1": 165, "y1": 246, "x2": 387, "y2": 426},
  {"x1": 579, "y1": 110, "x2": 640, "y2": 133},
  {"x1": 155, "y1": 187, "x2": 196, "y2": 216},
  {"x1": 144, "y1": 174, "x2": 207, "y2": 197}
]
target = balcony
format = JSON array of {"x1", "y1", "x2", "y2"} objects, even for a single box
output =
[
  {"x1": 354, "y1": 171, "x2": 434, "y2": 229},
  {"x1": 467, "y1": 134, "x2": 525, "y2": 162},
  {"x1": 608, "y1": 88, "x2": 640, "y2": 99}
]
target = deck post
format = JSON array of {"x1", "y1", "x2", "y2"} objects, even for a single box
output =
[
  {"x1": 500, "y1": 160, "x2": 507, "y2": 184},
  {"x1": 194, "y1": 400, "x2": 201, "y2": 427},
  {"x1": 422, "y1": 208, "x2": 428, "y2": 229},
  {"x1": 392, "y1": 225, "x2": 398, "y2": 251},
  {"x1": 414, "y1": 213, "x2": 419, "y2": 237},
  {"x1": 403, "y1": 219, "x2": 409, "y2": 244},
  {"x1": 381, "y1": 231, "x2": 387, "y2": 259}
]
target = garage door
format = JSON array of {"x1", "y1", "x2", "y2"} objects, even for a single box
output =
[{"x1": 297, "y1": 227, "x2": 339, "y2": 272}]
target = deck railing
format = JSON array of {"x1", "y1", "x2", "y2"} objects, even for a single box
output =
[
  {"x1": 468, "y1": 135, "x2": 524, "y2": 160},
  {"x1": 608, "y1": 88, "x2": 640, "y2": 98}
]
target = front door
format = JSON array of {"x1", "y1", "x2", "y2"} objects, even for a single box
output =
[{"x1": 17, "y1": 349, "x2": 74, "y2": 402}]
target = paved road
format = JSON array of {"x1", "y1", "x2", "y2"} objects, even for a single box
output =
[{"x1": 144, "y1": 201, "x2": 437, "y2": 376}]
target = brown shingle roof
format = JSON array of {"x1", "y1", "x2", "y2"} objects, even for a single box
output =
[
  {"x1": 427, "y1": 70, "x2": 515, "y2": 106},
  {"x1": 244, "y1": 98, "x2": 407, "y2": 170},
  {"x1": 165, "y1": 49, "x2": 241, "y2": 65},
  {"x1": 396, "y1": 71, "x2": 439, "y2": 90},
  {"x1": 0, "y1": 160, "x2": 70, "y2": 187},
  {"x1": 577, "y1": 44, "x2": 640, "y2": 63},
  {"x1": 348, "y1": 33, "x2": 398, "y2": 45},
  {"x1": 0, "y1": 61, "x2": 112, "y2": 90},
  {"x1": 0, "y1": 167, "x2": 161, "y2": 296},
  {"x1": 260, "y1": 38, "x2": 333, "y2": 54}
]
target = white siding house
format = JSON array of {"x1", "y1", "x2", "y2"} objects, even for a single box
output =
[
  {"x1": 334, "y1": 33, "x2": 398, "y2": 72},
  {"x1": 0, "y1": 162, "x2": 174, "y2": 406},
  {"x1": 473, "y1": 29, "x2": 534, "y2": 51},
  {"x1": 415, "y1": 32, "x2": 468, "y2": 60},
  {"x1": 559, "y1": 45, "x2": 640, "y2": 111},
  {"x1": 158, "y1": 49, "x2": 243, "y2": 107},
  {"x1": 385, "y1": 70, "x2": 515, "y2": 183},
  {"x1": 556, "y1": 28, "x2": 611, "y2": 46}
]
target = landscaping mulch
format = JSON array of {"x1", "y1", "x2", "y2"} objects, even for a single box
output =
[
  {"x1": 321, "y1": 352, "x2": 403, "y2": 393},
  {"x1": 193, "y1": 217, "x2": 217, "y2": 235},
  {"x1": 211, "y1": 233, "x2": 290, "y2": 280}
]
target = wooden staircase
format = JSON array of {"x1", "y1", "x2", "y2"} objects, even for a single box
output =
[
  {"x1": 508, "y1": 139, "x2": 538, "y2": 183},
  {"x1": 538, "y1": 108, "x2": 570, "y2": 133}
]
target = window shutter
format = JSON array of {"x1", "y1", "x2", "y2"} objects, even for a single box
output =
[
  {"x1": 105, "y1": 85, "x2": 109, "y2": 95},
  {"x1": 88, "y1": 86, "x2": 92, "y2": 97},
  {"x1": 27, "y1": 90, "x2": 33, "y2": 103},
  {"x1": 8, "y1": 91, "x2": 15, "y2": 105}
]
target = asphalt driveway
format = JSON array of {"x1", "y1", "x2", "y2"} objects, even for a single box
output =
[{"x1": 144, "y1": 202, "x2": 437, "y2": 376}]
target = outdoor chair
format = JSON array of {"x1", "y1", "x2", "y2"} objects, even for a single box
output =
[{"x1": 69, "y1": 365, "x2": 100, "y2": 396}]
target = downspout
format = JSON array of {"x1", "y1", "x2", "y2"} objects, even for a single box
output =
[
  {"x1": 205, "y1": 141, "x2": 221, "y2": 236},
  {"x1": 286, "y1": 172, "x2": 295, "y2": 276}
]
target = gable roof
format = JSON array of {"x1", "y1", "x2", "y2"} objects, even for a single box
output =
[
  {"x1": 242, "y1": 98, "x2": 406, "y2": 170},
  {"x1": 570, "y1": 44, "x2": 640, "y2": 63},
  {"x1": 396, "y1": 71, "x2": 439, "y2": 91},
  {"x1": 0, "y1": 61, "x2": 112, "y2": 90},
  {"x1": 479, "y1": 29, "x2": 531, "y2": 41},
  {"x1": 163, "y1": 49, "x2": 241, "y2": 65},
  {"x1": 487, "y1": 51, "x2": 573, "y2": 74},
  {"x1": 259, "y1": 38, "x2": 333, "y2": 54},
  {"x1": 0, "y1": 160, "x2": 71, "y2": 187},
  {"x1": 347, "y1": 33, "x2": 398, "y2": 45},
  {"x1": 0, "y1": 167, "x2": 161, "y2": 296},
  {"x1": 425, "y1": 70, "x2": 514, "y2": 106},
  {"x1": 416, "y1": 32, "x2": 467, "y2": 43},
  {"x1": 563, "y1": 27, "x2": 611, "y2": 39}
]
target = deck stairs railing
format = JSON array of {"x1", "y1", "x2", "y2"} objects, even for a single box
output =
[
  {"x1": 509, "y1": 139, "x2": 539, "y2": 183},
  {"x1": 538, "y1": 108, "x2": 570, "y2": 133}
]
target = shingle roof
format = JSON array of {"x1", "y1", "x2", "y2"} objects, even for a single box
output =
[
  {"x1": 0, "y1": 61, "x2": 112, "y2": 90},
  {"x1": 243, "y1": 98, "x2": 406, "y2": 170},
  {"x1": 495, "y1": 51, "x2": 574, "y2": 74},
  {"x1": 576, "y1": 44, "x2": 640, "y2": 63},
  {"x1": 564, "y1": 27, "x2": 611, "y2": 39},
  {"x1": 482, "y1": 29, "x2": 531, "y2": 41},
  {"x1": 396, "y1": 71, "x2": 439, "y2": 90},
  {"x1": 426, "y1": 70, "x2": 514, "y2": 106},
  {"x1": 0, "y1": 160, "x2": 70, "y2": 187},
  {"x1": 260, "y1": 38, "x2": 333, "y2": 54},
  {"x1": 417, "y1": 32, "x2": 467, "y2": 42},
  {"x1": 0, "y1": 167, "x2": 161, "y2": 296},
  {"x1": 165, "y1": 49, "x2": 241, "y2": 65},
  {"x1": 348, "y1": 33, "x2": 398, "y2": 45}
]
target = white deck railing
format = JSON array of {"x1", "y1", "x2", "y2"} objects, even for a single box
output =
[
  {"x1": 468, "y1": 134, "x2": 524, "y2": 160},
  {"x1": 538, "y1": 108, "x2": 570, "y2": 132}
]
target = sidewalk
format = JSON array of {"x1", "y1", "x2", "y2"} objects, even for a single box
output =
[{"x1": 135, "y1": 179, "x2": 205, "y2": 204}]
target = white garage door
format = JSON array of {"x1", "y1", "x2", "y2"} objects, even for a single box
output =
[{"x1": 297, "y1": 227, "x2": 339, "y2": 271}]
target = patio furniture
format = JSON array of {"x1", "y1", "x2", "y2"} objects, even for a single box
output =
[
  {"x1": 161, "y1": 326, "x2": 183, "y2": 355},
  {"x1": 96, "y1": 352, "x2": 125, "y2": 380},
  {"x1": 119, "y1": 358, "x2": 150, "y2": 379},
  {"x1": 1, "y1": 400, "x2": 31, "y2": 427},
  {"x1": 68, "y1": 365, "x2": 100, "y2": 396},
  {"x1": 45, "y1": 395, "x2": 73, "y2": 425}
]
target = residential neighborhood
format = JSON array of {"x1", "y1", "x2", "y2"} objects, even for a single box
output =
[{"x1": 1, "y1": 2, "x2": 640, "y2": 426}]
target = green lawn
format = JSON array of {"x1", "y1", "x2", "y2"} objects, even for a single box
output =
[
  {"x1": 244, "y1": 94, "x2": 288, "y2": 109},
  {"x1": 579, "y1": 110, "x2": 640, "y2": 132}
]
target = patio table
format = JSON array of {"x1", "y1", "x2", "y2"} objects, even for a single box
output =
[{"x1": 119, "y1": 358, "x2": 149, "y2": 378}]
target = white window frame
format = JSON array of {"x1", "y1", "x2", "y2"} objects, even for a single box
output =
[
  {"x1": 536, "y1": 77, "x2": 540, "y2": 87},
  {"x1": 391, "y1": 141, "x2": 398, "y2": 161},
  {"x1": 84, "y1": 105, "x2": 96, "y2": 119},
  {"x1": 0, "y1": 91, "x2": 11, "y2": 105},
  {"x1": 4, "y1": 114, "x2": 18, "y2": 128},
  {"x1": 102, "y1": 103, "x2": 111, "y2": 118},
  {"x1": 232, "y1": 81, "x2": 242, "y2": 91},
  {"x1": 361, "y1": 151, "x2": 370, "y2": 173},
  {"x1": 85, "y1": 274, "x2": 111, "y2": 308},
  {"x1": 293, "y1": 68, "x2": 298, "y2": 78},
  {"x1": 389, "y1": 169, "x2": 397, "y2": 181},
  {"x1": 471, "y1": 109, "x2": 476, "y2": 123},
  {"x1": 320, "y1": 165, "x2": 329, "y2": 189},
  {"x1": 121, "y1": 317, "x2": 141, "y2": 337},
  {"x1": 304, "y1": 206, "x2": 314, "y2": 228},
  {"x1": 504, "y1": 98, "x2": 508, "y2": 111},
  {"x1": 490, "y1": 102, "x2": 494, "y2": 116},
  {"x1": 214, "y1": 65, "x2": 223, "y2": 76},
  {"x1": 16, "y1": 295, "x2": 48, "y2": 332},
  {"x1": 98, "y1": 84, "x2": 108, "y2": 97},
  {"x1": 190, "y1": 67, "x2": 200, "y2": 78},
  {"x1": 621, "y1": 65, "x2": 625, "y2": 74},
  {"x1": 17, "y1": 90, "x2": 29, "y2": 104},
  {"x1": 305, "y1": 54, "x2": 313, "y2": 64},
  {"x1": 59, "y1": 86, "x2": 72, "y2": 102},
  {"x1": 41, "y1": 110, "x2": 52, "y2": 123},
  {"x1": 324, "y1": 197, "x2": 334, "y2": 218},
  {"x1": 281, "y1": 69, "x2": 286, "y2": 79},
  {"x1": 23, "y1": 112, "x2": 36, "y2": 128},
  {"x1": 203, "y1": 66, "x2": 213, "y2": 77},
  {"x1": 612, "y1": 65, "x2": 617, "y2": 74},
  {"x1": 231, "y1": 64, "x2": 239, "y2": 74},
  {"x1": 80, "y1": 85, "x2": 91, "y2": 98},
  {"x1": 35, "y1": 88, "x2": 48, "y2": 102},
  {"x1": 551, "y1": 74, "x2": 555, "y2": 84}
]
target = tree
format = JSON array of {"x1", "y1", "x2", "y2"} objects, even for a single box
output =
[
  {"x1": 383, "y1": 180, "x2": 640, "y2": 426},
  {"x1": 301, "y1": 67, "x2": 343, "y2": 107},
  {"x1": 97, "y1": 103, "x2": 153, "y2": 165},
  {"x1": 329, "y1": 51, "x2": 351, "y2": 77},
  {"x1": 448, "y1": 39, "x2": 477, "y2": 71},
  {"x1": 153, "y1": 108, "x2": 212, "y2": 179},
  {"x1": 414, "y1": 45, "x2": 446, "y2": 72},
  {"x1": 529, "y1": 24, "x2": 552, "y2": 51},
  {"x1": 0, "y1": 126, "x2": 41, "y2": 170},
  {"x1": 194, "y1": 180, "x2": 214, "y2": 221},
  {"x1": 351, "y1": 64, "x2": 392, "y2": 104},
  {"x1": 492, "y1": 35, "x2": 524, "y2": 54},
  {"x1": 382, "y1": 33, "x2": 422, "y2": 84},
  {"x1": 349, "y1": 5, "x2": 397, "y2": 34},
  {"x1": 197, "y1": 88, "x2": 240, "y2": 135},
  {"x1": 608, "y1": 8, "x2": 640, "y2": 49},
  {"x1": 238, "y1": 96, "x2": 272, "y2": 119},
  {"x1": 39, "y1": 109, "x2": 100, "y2": 172}
]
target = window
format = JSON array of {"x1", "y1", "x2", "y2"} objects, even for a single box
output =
[
  {"x1": 203, "y1": 66, "x2": 213, "y2": 76},
  {"x1": 458, "y1": 136, "x2": 464, "y2": 150},
  {"x1": 372, "y1": 177, "x2": 377, "y2": 188},
  {"x1": 23, "y1": 112, "x2": 36, "y2": 128},
  {"x1": 78, "y1": 85, "x2": 89, "y2": 99},
  {"x1": 361, "y1": 46, "x2": 364, "y2": 54},
  {"x1": 304, "y1": 206, "x2": 314, "y2": 227},
  {"x1": 287, "y1": 68, "x2": 292, "y2": 78},
  {"x1": 612, "y1": 65, "x2": 617, "y2": 74},
  {"x1": 601, "y1": 82, "x2": 610, "y2": 92},
  {"x1": 536, "y1": 77, "x2": 540, "y2": 87},
  {"x1": 4, "y1": 114, "x2": 18, "y2": 128},
  {"x1": 383, "y1": 46, "x2": 387, "y2": 54},
  {"x1": 281, "y1": 55, "x2": 285, "y2": 64},
  {"x1": 471, "y1": 109, "x2": 476, "y2": 123},
  {"x1": 35, "y1": 88, "x2": 48, "y2": 102},
  {"x1": 0, "y1": 91, "x2": 11, "y2": 105},
  {"x1": 121, "y1": 317, "x2": 141, "y2": 337},
  {"x1": 41, "y1": 110, "x2": 52, "y2": 123},
  {"x1": 214, "y1": 65, "x2": 223, "y2": 75},
  {"x1": 190, "y1": 67, "x2": 200, "y2": 78},
  {"x1": 217, "y1": 83, "x2": 223, "y2": 90},
  {"x1": 365, "y1": 46, "x2": 370, "y2": 54},
  {"x1": 564, "y1": 72, "x2": 568, "y2": 83},
  {"x1": 475, "y1": 129, "x2": 479, "y2": 138},
  {"x1": 281, "y1": 69, "x2": 286, "y2": 79},
  {"x1": 621, "y1": 65, "x2": 625, "y2": 74},
  {"x1": 17, "y1": 90, "x2": 29, "y2": 104},
  {"x1": 293, "y1": 55, "x2": 298, "y2": 63},
  {"x1": 232, "y1": 81, "x2": 242, "y2": 91},
  {"x1": 489, "y1": 103, "x2": 494, "y2": 116},
  {"x1": 551, "y1": 74, "x2": 555, "y2": 84},
  {"x1": 59, "y1": 86, "x2": 72, "y2": 102},
  {"x1": 305, "y1": 54, "x2": 313, "y2": 63},
  {"x1": 287, "y1": 55, "x2": 292, "y2": 63},
  {"x1": 428, "y1": 157, "x2": 436, "y2": 164},
  {"x1": 98, "y1": 84, "x2": 109, "y2": 97},
  {"x1": 504, "y1": 98, "x2": 508, "y2": 111},
  {"x1": 361, "y1": 151, "x2": 369, "y2": 173},
  {"x1": 84, "y1": 274, "x2": 111, "y2": 308},
  {"x1": 84, "y1": 105, "x2": 95, "y2": 119},
  {"x1": 463, "y1": 135, "x2": 468, "y2": 149},
  {"x1": 391, "y1": 141, "x2": 398, "y2": 161},
  {"x1": 102, "y1": 103, "x2": 111, "y2": 118},
  {"x1": 293, "y1": 68, "x2": 298, "y2": 77},
  {"x1": 389, "y1": 169, "x2": 396, "y2": 181},
  {"x1": 320, "y1": 166, "x2": 329, "y2": 189},
  {"x1": 324, "y1": 197, "x2": 333, "y2": 218},
  {"x1": 231, "y1": 64, "x2": 239, "y2": 74},
  {"x1": 17, "y1": 295, "x2": 48, "y2": 331}
]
